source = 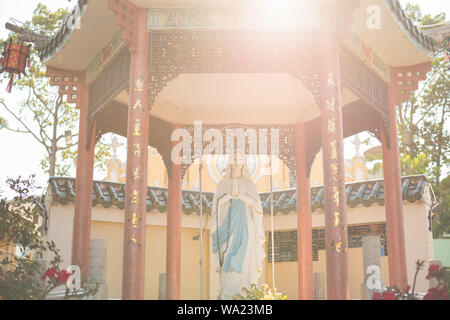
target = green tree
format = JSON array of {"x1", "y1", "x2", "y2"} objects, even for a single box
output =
[
  {"x1": 0, "y1": 176, "x2": 98, "y2": 299},
  {"x1": 433, "y1": 176, "x2": 450, "y2": 238},
  {"x1": 401, "y1": 3, "x2": 449, "y2": 238},
  {"x1": 398, "y1": 4, "x2": 449, "y2": 186},
  {"x1": 0, "y1": 4, "x2": 111, "y2": 177},
  {"x1": 364, "y1": 149, "x2": 429, "y2": 178}
]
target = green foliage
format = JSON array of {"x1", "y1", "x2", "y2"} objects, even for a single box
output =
[
  {"x1": 0, "y1": 176, "x2": 98, "y2": 300},
  {"x1": 433, "y1": 175, "x2": 450, "y2": 238},
  {"x1": 367, "y1": 162, "x2": 383, "y2": 178},
  {"x1": 398, "y1": 5, "x2": 449, "y2": 187},
  {"x1": 31, "y1": 3, "x2": 69, "y2": 34},
  {"x1": 0, "y1": 115, "x2": 6, "y2": 130},
  {"x1": 232, "y1": 284, "x2": 287, "y2": 300},
  {"x1": 365, "y1": 152, "x2": 430, "y2": 177},
  {"x1": 399, "y1": 3, "x2": 450, "y2": 238},
  {"x1": 401, "y1": 153, "x2": 429, "y2": 176},
  {"x1": 363, "y1": 3, "x2": 449, "y2": 238},
  {"x1": 405, "y1": 3, "x2": 446, "y2": 26},
  {"x1": 0, "y1": 3, "x2": 111, "y2": 177}
]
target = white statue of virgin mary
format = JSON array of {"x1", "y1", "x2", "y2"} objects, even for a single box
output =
[{"x1": 211, "y1": 154, "x2": 266, "y2": 300}]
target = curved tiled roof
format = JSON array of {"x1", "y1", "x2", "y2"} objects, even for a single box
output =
[
  {"x1": 48, "y1": 175, "x2": 429, "y2": 215},
  {"x1": 383, "y1": 0, "x2": 435, "y2": 53},
  {"x1": 38, "y1": 0, "x2": 90, "y2": 62},
  {"x1": 38, "y1": 0, "x2": 435, "y2": 62}
]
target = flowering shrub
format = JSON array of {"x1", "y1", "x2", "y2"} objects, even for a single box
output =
[
  {"x1": 0, "y1": 176, "x2": 98, "y2": 300},
  {"x1": 233, "y1": 284, "x2": 287, "y2": 300},
  {"x1": 39, "y1": 267, "x2": 77, "y2": 298},
  {"x1": 423, "y1": 264, "x2": 448, "y2": 300},
  {"x1": 372, "y1": 290, "x2": 397, "y2": 300},
  {"x1": 372, "y1": 286, "x2": 414, "y2": 300},
  {"x1": 372, "y1": 260, "x2": 448, "y2": 301}
]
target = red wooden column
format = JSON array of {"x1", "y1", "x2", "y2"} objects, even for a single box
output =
[
  {"x1": 295, "y1": 123, "x2": 314, "y2": 300},
  {"x1": 121, "y1": 7, "x2": 150, "y2": 300},
  {"x1": 319, "y1": 11, "x2": 350, "y2": 300},
  {"x1": 380, "y1": 63, "x2": 429, "y2": 290},
  {"x1": 46, "y1": 68, "x2": 95, "y2": 280},
  {"x1": 166, "y1": 124, "x2": 183, "y2": 300},
  {"x1": 380, "y1": 88, "x2": 408, "y2": 290},
  {"x1": 72, "y1": 80, "x2": 96, "y2": 280}
]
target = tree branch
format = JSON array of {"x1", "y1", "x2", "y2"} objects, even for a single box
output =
[{"x1": 0, "y1": 101, "x2": 48, "y2": 150}]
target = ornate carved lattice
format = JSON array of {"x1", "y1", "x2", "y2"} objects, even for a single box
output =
[
  {"x1": 148, "y1": 31, "x2": 321, "y2": 108},
  {"x1": 180, "y1": 124, "x2": 297, "y2": 179},
  {"x1": 149, "y1": 73, "x2": 179, "y2": 107},
  {"x1": 391, "y1": 63, "x2": 431, "y2": 106},
  {"x1": 46, "y1": 67, "x2": 83, "y2": 107}
]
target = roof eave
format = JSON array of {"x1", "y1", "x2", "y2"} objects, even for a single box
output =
[
  {"x1": 40, "y1": 0, "x2": 90, "y2": 63},
  {"x1": 383, "y1": 0, "x2": 436, "y2": 59}
]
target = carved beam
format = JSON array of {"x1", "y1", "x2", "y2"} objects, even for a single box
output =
[{"x1": 108, "y1": 0, "x2": 138, "y2": 52}]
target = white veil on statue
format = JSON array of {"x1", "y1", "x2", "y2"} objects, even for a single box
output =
[{"x1": 211, "y1": 154, "x2": 266, "y2": 300}]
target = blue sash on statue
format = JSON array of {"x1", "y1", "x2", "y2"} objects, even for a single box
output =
[{"x1": 212, "y1": 199, "x2": 248, "y2": 273}]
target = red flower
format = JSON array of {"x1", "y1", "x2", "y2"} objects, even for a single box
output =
[
  {"x1": 57, "y1": 270, "x2": 71, "y2": 284},
  {"x1": 383, "y1": 291, "x2": 396, "y2": 300},
  {"x1": 424, "y1": 286, "x2": 449, "y2": 300},
  {"x1": 41, "y1": 267, "x2": 57, "y2": 281},
  {"x1": 426, "y1": 264, "x2": 441, "y2": 280},
  {"x1": 372, "y1": 292, "x2": 383, "y2": 300}
]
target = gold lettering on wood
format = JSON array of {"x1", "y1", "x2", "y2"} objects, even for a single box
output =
[
  {"x1": 132, "y1": 143, "x2": 143, "y2": 158},
  {"x1": 333, "y1": 212, "x2": 342, "y2": 227},
  {"x1": 134, "y1": 119, "x2": 142, "y2": 137},
  {"x1": 129, "y1": 212, "x2": 141, "y2": 229},
  {"x1": 134, "y1": 78, "x2": 144, "y2": 92},
  {"x1": 326, "y1": 97, "x2": 336, "y2": 112},
  {"x1": 335, "y1": 237, "x2": 345, "y2": 253},
  {"x1": 328, "y1": 118, "x2": 337, "y2": 133},
  {"x1": 132, "y1": 167, "x2": 142, "y2": 182},
  {"x1": 332, "y1": 186, "x2": 340, "y2": 207},
  {"x1": 328, "y1": 73, "x2": 336, "y2": 88},
  {"x1": 330, "y1": 140, "x2": 338, "y2": 160},
  {"x1": 131, "y1": 189, "x2": 139, "y2": 205},
  {"x1": 133, "y1": 99, "x2": 144, "y2": 111}
]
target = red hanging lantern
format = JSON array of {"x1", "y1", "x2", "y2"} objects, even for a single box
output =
[{"x1": 0, "y1": 38, "x2": 31, "y2": 93}]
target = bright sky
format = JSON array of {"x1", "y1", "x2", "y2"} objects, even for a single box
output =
[{"x1": 0, "y1": 0, "x2": 448, "y2": 196}]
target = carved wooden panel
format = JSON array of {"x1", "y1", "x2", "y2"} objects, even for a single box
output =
[
  {"x1": 340, "y1": 48, "x2": 389, "y2": 117},
  {"x1": 148, "y1": 31, "x2": 321, "y2": 108},
  {"x1": 88, "y1": 47, "x2": 130, "y2": 116},
  {"x1": 181, "y1": 124, "x2": 297, "y2": 179}
]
